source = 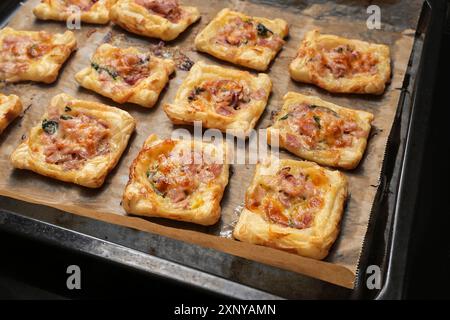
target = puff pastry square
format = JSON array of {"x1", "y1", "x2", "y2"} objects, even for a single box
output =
[
  {"x1": 0, "y1": 27, "x2": 77, "y2": 84},
  {"x1": 289, "y1": 30, "x2": 391, "y2": 95},
  {"x1": 123, "y1": 134, "x2": 230, "y2": 226},
  {"x1": 75, "y1": 43, "x2": 175, "y2": 108},
  {"x1": 33, "y1": 0, "x2": 118, "y2": 24},
  {"x1": 163, "y1": 61, "x2": 272, "y2": 136},
  {"x1": 195, "y1": 9, "x2": 289, "y2": 71},
  {"x1": 110, "y1": 0, "x2": 200, "y2": 41},
  {"x1": 267, "y1": 92, "x2": 374, "y2": 169},
  {"x1": 0, "y1": 94, "x2": 22, "y2": 135},
  {"x1": 10, "y1": 93, "x2": 136, "y2": 188},
  {"x1": 233, "y1": 158, "x2": 348, "y2": 260}
]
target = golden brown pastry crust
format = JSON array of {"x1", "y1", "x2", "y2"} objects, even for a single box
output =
[
  {"x1": 195, "y1": 9, "x2": 289, "y2": 71},
  {"x1": 10, "y1": 93, "x2": 136, "y2": 188},
  {"x1": 289, "y1": 30, "x2": 391, "y2": 94},
  {"x1": 267, "y1": 92, "x2": 374, "y2": 169},
  {"x1": 0, "y1": 27, "x2": 77, "y2": 84},
  {"x1": 233, "y1": 158, "x2": 348, "y2": 260},
  {"x1": 75, "y1": 43, "x2": 175, "y2": 108},
  {"x1": 0, "y1": 94, "x2": 22, "y2": 135},
  {"x1": 33, "y1": 0, "x2": 118, "y2": 24},
  {"x1": 110, "y1": 0, "x2": 200, "y2": 41},
  {"x1": 163, "y1": 61, "x2": 272, "y2": 136},
  {"x1": 122, "y1": 134, "x2": 230, "y2": 226}
]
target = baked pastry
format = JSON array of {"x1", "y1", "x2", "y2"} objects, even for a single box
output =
[
  {"x1": 0, "y1": 94, "x2": 22, "y2": 135},
  {"x1": 75, "y1": 43, "x2": 175, "y2": 108},
  {"x1": 195, "y1": 9, "x2": 289, "y2": 71},
  {"x1": 289, "y1": 30, "x2": 391, "y2": 94},
  {"x1": 163, "y1": 61, "x2": 272, "y2": 136},
  {"x1": 233, "y1": 158, "x2": 348, "y2": 260},
  {"x1": 10, "y1": 93, "x2": 136, "y2": 188},
  {"x1": 267, "y1": 92, "x2": 374, "y2": 169},
  {"x1": 33, "y1": 0, "x2": 118, "y2": 24},
  {"x1": 122, "y1": 134, "x2": 229, "y2": 226},
  {"x1": 0, "y1": 27, "x2": 77, "y2": 83},
  {"x1": 110, "y1": 0, "x2": 200, "y2": 41}
]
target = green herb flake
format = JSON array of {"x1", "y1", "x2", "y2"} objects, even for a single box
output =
[
  {"x1": 279, "y1": 114, "x2": 289, "y2": 121},
  {"x1": 64, "y1": 106, "x2": 72, "y2": 112},
  {"x1": 60, "y1": 115, "x2": 73, "y2": 120},
  {"x1": 256, "y1": 23, "x2": 273, "y2": 37},
  {"x1": 91, "y1": 62, "x2": 100, "y2": 71},
  {"x1": 188, "y1": 87, "x2": 205, "y2": 101},
  {"x1": 91, "y1": 62, "x2": 119, "y2": 80},
  {"x1": 313, "y1": 115, "x2": 321, "y2": 129},
  {"x1": 42, "y1": 119, "x2": 59, "y2": 135}
]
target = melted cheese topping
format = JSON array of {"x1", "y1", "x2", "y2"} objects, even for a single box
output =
[
  {"x1": 278, "y1": 103, "x2": 366, "y2": 151},
  {"x1": 66, "y1": 0, "x2": 98, "y2": 11},
  {"x1": 0, "y1": 32, "x2": 54, "y2": 75},
  {"x1": 215, "y1": 16, "x2": 284, "y2": 50},
  {"x1": 91, "y1": 50, "x2": 151, "y2": 86},
  {"x1": 301, "y1": 44, "x2": 379, "y2": 79},
  {"x1": 0, "y1": 95, "x2": 7, "y2": 105},
  {"x1": 246, "y1": 166, "x2": 327, "y2": 230},
  {"x1": 146, "y1": 140, "x2": 223, "y2": 207},
  {"x1": 134, "y1": 0, "x2": 184, "y2": 23},
  {"x1": 40, "y1": 104, "x2": 111, "y2": 170},
  {"x1": 187, "y1": 79, "x2": 267, "y2": 117}
]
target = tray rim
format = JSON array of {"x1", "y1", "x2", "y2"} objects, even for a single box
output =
[{"x1": 0, "y1": 0, "x2": 438, "y2": 298}]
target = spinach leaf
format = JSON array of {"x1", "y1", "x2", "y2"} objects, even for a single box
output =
[
  {"x1": 313, "y1": 115, "x2": 321, "y2": 129},
  {"x1": 256, "y1": 23, "x2": 273, "y2": 37},
  {"x1": 91, "y1": 62, "x2": 118, "y2": 80},
  {"x1": 42, "y1": 119, "x2": 58, "y2": 135}
]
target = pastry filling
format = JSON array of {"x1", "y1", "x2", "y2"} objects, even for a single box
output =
[
  {"x1": 304, "y1": 44, "x2": 379, "y2": 79},
  {"x1": 187, "y1": 79, "x2": 266, "y2": 116},
  {"x1": 0, "y1": 33, "x2": 53, "y2": 75},
  {"x1": 247, "y1": 166, "x2": 326, "y2": 229},
  {"x1": 0, "y1": 95, "x2": 7, "y2": 105},
  {"x1": 135, "y1": 0, "x2": 183, "y2": 23},
  {"x1": 146, "y1": 147, "x2": 223, "y2": 207},
  {"x1": 91, "y1": 51, "x2": 151, "y2": 86},
  {"x1": 41, "y1": 105, "x2": 111, "y2": 170},
  {"x1": 216, "y1": 17, "x2": 284, "y2": 50},
  {"x1": 278, "y1": 103, "x2": 366, "y2": 150},
  {"x1": 60, "y1": 0, "x2": 99, "y2": 11}
]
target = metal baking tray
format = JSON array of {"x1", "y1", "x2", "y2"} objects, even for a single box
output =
[{"x1": 0, "y1": 0, "x2": 445, "y2": 299}]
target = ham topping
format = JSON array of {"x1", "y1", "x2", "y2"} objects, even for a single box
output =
[
  {"x1": 304, "y1": 44, "x2": 379, "y2": 79},
  {"x1": 0, "y1": 33, "x2": 53, "y2": 75},
  {"x1": 216, "y1": 17, "x2": 284, "y2": 50},
  {"x1": 187, "y1": 79, "x2": 263, "y2": 116},
  {"x1": 41, "y1": 107, "x2": 111, "y2": 171},
  {"x1": 246, "y1": 166, "x2": 326, "y2": 230},
  {"x1": 92, "y1": 51, "x2": 151, "y2": 86},
  {"x1": 146, "y1": 150, "x2": 223, "y2": 205},
  {"x1": 63, "y1": 0, "x2": 99, "y2": 11},
  {"x1": 135, "y1": 0, "x2": 183, "y2": 23},
  {"x1": 281, "y1": 103, "x2": 365, "y2": 150}
]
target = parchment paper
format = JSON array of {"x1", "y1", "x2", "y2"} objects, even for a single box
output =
[{"x1": 0, "y1": 0, "x2": 421, "y2": 288}]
